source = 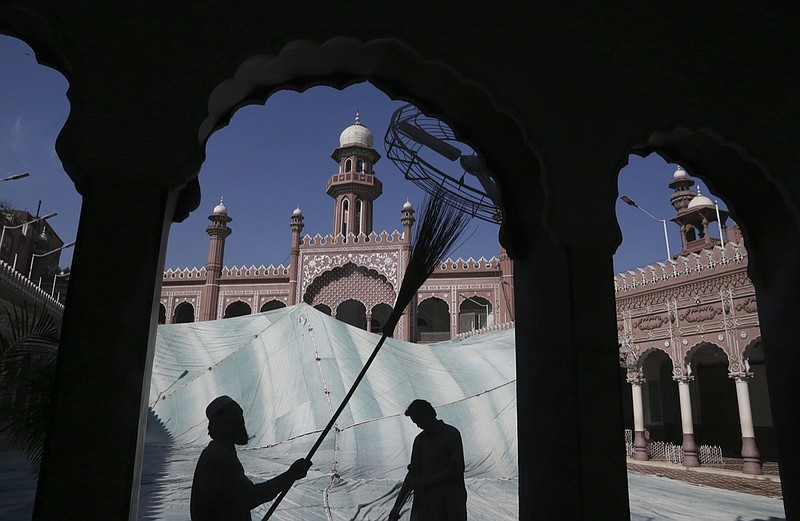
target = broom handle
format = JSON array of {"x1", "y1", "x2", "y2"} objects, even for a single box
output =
[{"x1": 262, "y1": 332, "x2": 390, "y2": 520}]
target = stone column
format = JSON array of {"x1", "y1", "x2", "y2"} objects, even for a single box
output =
[
  {"x1": 513, "y1": 218, "x2": 630, "y2": 519},
  {"x1": 629, "y1": 376, "x2": 649, "y2": 461},
  {"x1": 34, "y1": 177, "x2": 180, "y2": 519},
  {"x1": 731, "y1": 372, "x2": 763, "y2": 474},
  {"x1": 675, "y1": 376, "x2": 700, "y2": 467}
]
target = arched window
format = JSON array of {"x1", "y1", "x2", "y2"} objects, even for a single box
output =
[
  {"x1": 356, "y1": 159, "x2": 365, "y2": 172},
  {"x1": 341, "y1": 199, "x2": 349, "y2": 236},
  {"x1": 224, "y1": 300, "x2": 251, "y2": 318},
  {"x1": 416, "y1": 297, "x2": 450, "y2": 343},
  {"x1": 370, "y1": 303, "x2": 393, "y2": 335},
  {"x1": 354, "y1": 199, "x2": 362, "y2": 236},
  {"x1": 173, "y1": 301, "x2": 195, "y2": 323},
  {"x1": 458, "y1": 295, "x2": 492, "y2": 333},
  {"x1": 345, "y1": 158, "x2": 352, "y2": 172},
  {"x1": 314, "y1": 304, "x2": 332, "y2": 316},
  {"x1": 337, "y1": 299, "x2": 367, "y2": 330},
  {"x1": 260, "y1": 300, "x2": 286, "y2": 312}
]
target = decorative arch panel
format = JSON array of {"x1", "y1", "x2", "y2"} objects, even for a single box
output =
[{"x1": 303, "y1": 262, "x2": 395, "y2": 313}]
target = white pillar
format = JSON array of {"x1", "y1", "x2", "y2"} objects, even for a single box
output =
[
  {"x1": 732, "y1": 373, "x2": 763, "y2": 474},
  {"x1": 630, "y1": 379, "x2": 649, "y2": 461},
  {"x1": 676, "y1": 377, "x2": 700, "y2": 466}
]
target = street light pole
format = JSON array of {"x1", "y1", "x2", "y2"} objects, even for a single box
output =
[
  {"x1": 714, "y1": 200, "x2": 725, "y2": 249},
  {"x1": 620, "y1": 195, "x2": 671, "y2": 261},
  {"x1": 51, "y1": 270, "x2": 70, "y2": 296},
  {"x1": 28, "y1": 241, "x2": 75, "y2": 279}
]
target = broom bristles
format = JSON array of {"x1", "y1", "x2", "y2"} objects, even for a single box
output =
[{"x1": 384, "y1": 191, "x2": 471, "y2": 335}]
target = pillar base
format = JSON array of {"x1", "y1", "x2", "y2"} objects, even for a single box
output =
[
  {"x1": 682, "y1": 433, "x2": 700, "y2": 467},
  {"x1": 741, "y1": 436, "x2": 763, "y2": 475},
  {"x1": 633, "y1": 430, "x2": 649, "y2": 461}
]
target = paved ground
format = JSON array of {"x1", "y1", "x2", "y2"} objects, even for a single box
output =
[
  {"x1": 0, "y1": 448, "x2": 787, "y2": 520},
  {"x1": 628, "y1": 458, "x2": 783, "y2": 500}
]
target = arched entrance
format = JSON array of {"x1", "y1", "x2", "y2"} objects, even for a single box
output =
[
  {"x1": 157, "y1": 303, "x2": 166, "y2": 325},
  {"x1": 457, "y1": 295, "x2": 492, "y2": 333},
  {"x1": 687, "y1": 342, "x2": 739, "y2": 455},
  {"x1": 336, "y1": 299, "x2": 366, "y2": 330},
  {"x1": 370, "y1": 302, "x2": 393, "y2": 335},
  {"x1": 223, "y1": 300, "x2": 251, "y2": 319},
  {"x1": 260, "y1": 299, "x2": 286, "y2": 313},
  {"x1": 416, "y1": 296, "x2": 450, "y2": 343},
  {"x1": 173, "y1": 302, "x2": 195, "y2": 324},
  {"x1": 640, "y1": 348, "x2": 681, "y2": 444},
  {"x1": 314, "y1": 303, "x2": 332, "y2": 316}
]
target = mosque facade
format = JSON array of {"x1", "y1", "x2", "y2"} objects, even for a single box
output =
[
  {"x1": 158, "y1": 115, "x2": 515, "y2": 342},
  {"x1": 617, "y1": 167, "x2": 773, "y2": 473}
]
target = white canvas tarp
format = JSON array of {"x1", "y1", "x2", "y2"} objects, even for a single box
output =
[
  {"x1": 144, "y1": 303, "x2": 518, "y2": 520},
  {"x1": 0, "y1": 302, "x2": 787, "y2": 520}
]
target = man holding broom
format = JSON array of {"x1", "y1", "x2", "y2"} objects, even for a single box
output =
[
  {"x1": 190, "y1": 395, "x2": 312, "y2": 521},
  {"x1": 389, "y1": 399, "x2": 468, "y2": 521}
]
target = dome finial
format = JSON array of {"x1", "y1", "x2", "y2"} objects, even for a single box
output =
[
  {"x1": 339, "y1": 112, "x2": 374, "y2": 147},
  {"x1": 213, "y1": 196, "x2": 228, "y2": 215}
]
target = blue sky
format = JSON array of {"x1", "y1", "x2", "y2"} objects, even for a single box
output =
[{"x1": 0, "y1": 35, "x2": 726, "y2": 276}]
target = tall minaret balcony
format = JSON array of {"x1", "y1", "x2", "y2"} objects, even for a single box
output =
[
  {"x1": 668, "y1": 166, "x2": 696, "y2": 213},
  {"x1": 326, "y1": 171, "x2": 383, "y2": 201}
]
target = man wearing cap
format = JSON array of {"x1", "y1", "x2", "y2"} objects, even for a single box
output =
[
  {"x1": 388, "y1": 399, "x2": 467, "y2": 521},
  {"x1": 190, "y1": 395, "x2": 312, "y2": 521}
]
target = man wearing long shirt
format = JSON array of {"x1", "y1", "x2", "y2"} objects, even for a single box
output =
[
  {"x1": 190, "y1": 395, "x2": 312, "y2": 521},
  {"x1": 389, "y1": 399, "x2": 468, "y2": 521}
]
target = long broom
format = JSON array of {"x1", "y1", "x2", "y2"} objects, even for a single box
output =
[{"x1": 262, "y1": 191, "x2": 471, "y2": 520}]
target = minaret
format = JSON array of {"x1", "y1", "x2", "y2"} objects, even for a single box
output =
[
  {"x1": 400, "y1": 200, "x2": 415, "y2": 340},
  {"x1": 327, "y1": 112, "x2": 382, "y2": 239},
  {"x1": 668, "y1": 168, "x2": 729, "y2": 255},
  {"x1": 200, "y1": 198, "x2": 232, "y2": 321},
  {"x1": 668, "y1": 166, "x2": 696, "y2": 213},
  {"x1": 288, "y1": 206, "x2": 305, "y2": 305}
]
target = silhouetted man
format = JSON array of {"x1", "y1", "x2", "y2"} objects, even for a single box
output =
[
  {"x1": 190, "y1": 395, "x2": 312, "y2": 521},
  {"x1": 389, "y1": 399, "x2": 467, "y2": 521}
]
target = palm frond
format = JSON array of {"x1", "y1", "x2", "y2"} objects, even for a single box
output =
[{"x1": 0, "y1": 305, "x2": 59, "y2": 473}]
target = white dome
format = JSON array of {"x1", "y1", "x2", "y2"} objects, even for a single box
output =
[
  {"x1": 292, "y1": 206, "x2": 303, "y2": 216},
  {"x1": 212, "y1": 198, "x2": 227, "y2": 215},
  {"x1": 687, "y1": 193, "x2": 714, "y2": 209},
  {"x1": 339, "y1": 112, "x2": 374, "y2": 148},
  {"x1": 673, "y1": 166, "x2": 688, "y2": 179},
  {"x1": 403, "y1": 200, "x2": 413, "y2": 210}
]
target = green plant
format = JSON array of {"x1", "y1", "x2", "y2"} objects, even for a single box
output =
[{"x1": 0, "y1": 305, "x2": 59, "y2": 472}]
